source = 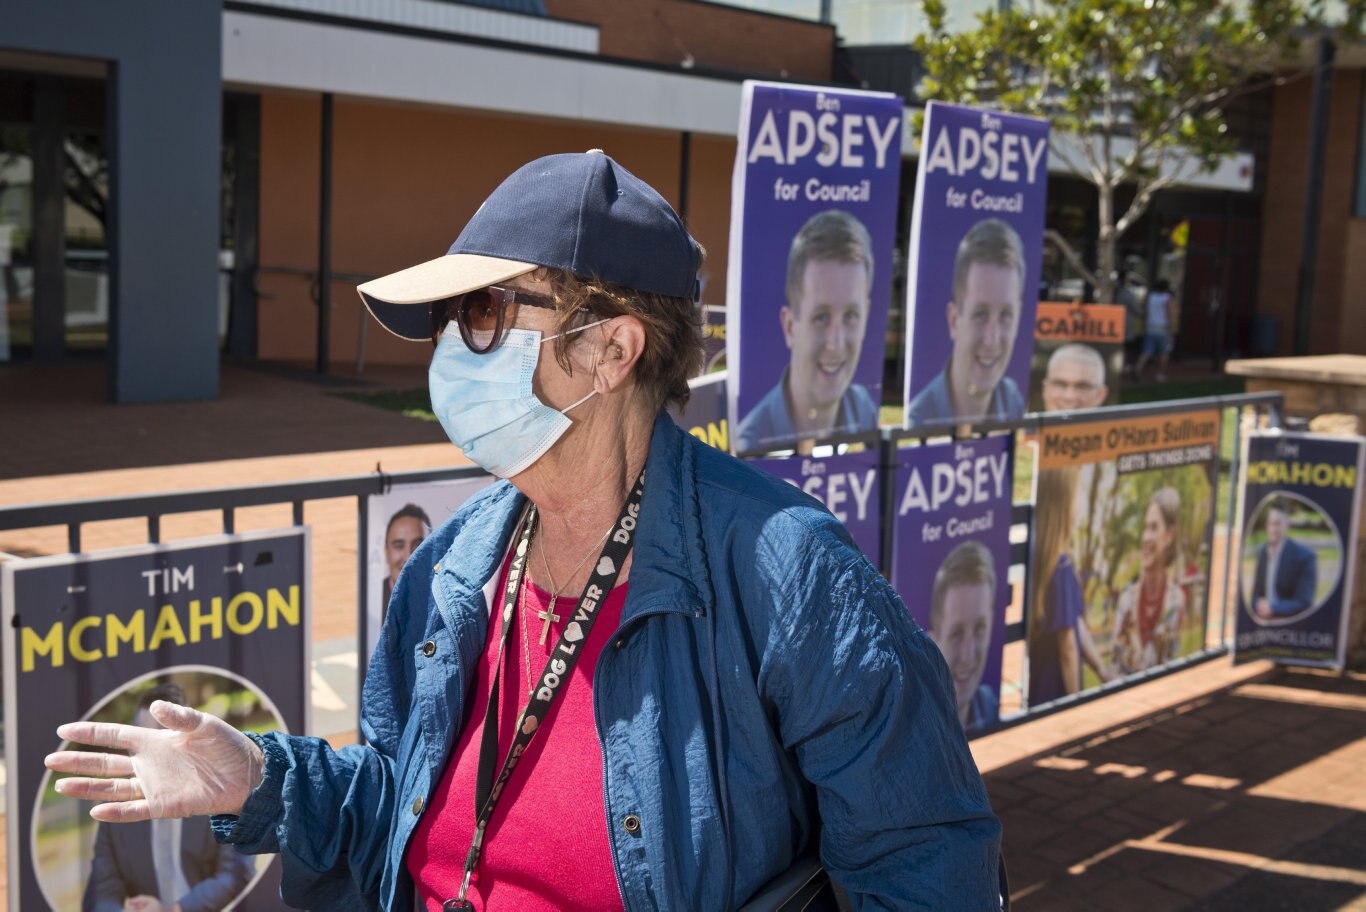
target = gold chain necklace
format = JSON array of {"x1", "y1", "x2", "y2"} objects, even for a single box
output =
[{"x1": 517, "y1": 523, "x2": 614, "y2": 698}]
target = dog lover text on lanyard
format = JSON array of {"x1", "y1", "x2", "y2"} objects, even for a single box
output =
[{"x1": 443, "y1": 471, "x2": 644, "y2": 912}]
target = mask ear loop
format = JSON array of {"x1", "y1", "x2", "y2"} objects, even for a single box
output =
[
  {"x1": 541, "y1": 317, "x2": 611, "y2": 344},
  {"x1": 559, "y1": 387, "x2": 597, "y2": 415},
  {"x1": 543, "y1": 316, "x2": 611, "y2": 415}
]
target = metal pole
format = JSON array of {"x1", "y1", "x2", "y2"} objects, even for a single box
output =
[
  {"x1": 317, "y1": 92, "x2": 333, "y2": 374},
  {"x1": 1294, "y1": 34, "x2": 1335, "y2": 356},
  {"x1": 678, "y1": 131, "x2": 692, "y2": 225}
]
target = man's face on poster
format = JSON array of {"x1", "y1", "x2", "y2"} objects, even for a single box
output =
[
  {"x1": 947, "y1": 262, "x2": 1021, "y2": 400},
  {"x1": 1266, "y1": 507, "x2": 1288, "y2": 549},
  {"x1": 781, "y1": 258, "x2": 870, "y2": 413},
  {"x1": 932, "y1": 581, "x2": 993, "y2": 711},
  {"x1": 1042, "y1": 350, "x2": 1108, "y2": 411},
  {"x1": 386, "y1": 517, "x2": 426, "y2": 587}
]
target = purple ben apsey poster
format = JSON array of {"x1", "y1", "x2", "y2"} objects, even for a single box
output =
[
  {"x1": 890, "y1": 436, "x2": 1014, "y2": 731},
  {"x1": 903, "y1": 102, "x2": 1050, "y2": 429},
  {"x1": 750, "y1": 448, "x2": 881, "y2": 562},
  {"x1": 727, "y1": 81, "x2": 903, "y2": 455}
]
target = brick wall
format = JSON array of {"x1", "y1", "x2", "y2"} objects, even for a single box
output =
[
  {"x1": 1256, "y1": 69, "x2": 1365, "y2": 356},
  {"x1": 257, "y1": 94, "x2": 735, "y2": 367},
  {"x1": 544, "y1": 0, "x2": 834, "y2": 81}
]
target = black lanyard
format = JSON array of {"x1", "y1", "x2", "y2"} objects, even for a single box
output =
[{"x1": 444, "y1": 472, "x2": 644, "y2": 911}]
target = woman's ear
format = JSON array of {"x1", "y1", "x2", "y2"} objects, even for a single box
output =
[{"x1": 594, "y1": 316, "x2": 646, "y2": 394}]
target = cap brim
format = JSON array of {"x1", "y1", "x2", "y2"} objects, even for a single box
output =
[{"x1": 356, "y1": 253, "x2": 538, "y2": 341}]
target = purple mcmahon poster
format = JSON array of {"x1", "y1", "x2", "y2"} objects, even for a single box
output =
[
  {"x1": 727, "y1": 81, "x2": 903, "y2": 455},
  {"x1": 902, "y1": 102, "x2": 1050, "y2": 428},
  {"x1": 890, "y1": 436, "x2": 1013, "y2": 732},
  {"x1": 750, "y1": 448, "x2": 881, "y2": 563},
  {"x1": 1234, "y1": 432, "x2": 1366, "y2": 669}
]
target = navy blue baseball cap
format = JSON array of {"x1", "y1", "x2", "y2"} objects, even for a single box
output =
[{"x1": 358, "y1": 150, "x2": 702, "y2": 340}]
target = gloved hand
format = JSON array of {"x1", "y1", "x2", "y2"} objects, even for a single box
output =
[{"x1": 43, "y1": 700, "x2": 265, "y2": 822}]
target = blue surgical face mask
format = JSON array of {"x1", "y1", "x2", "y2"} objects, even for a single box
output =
[{"x1": 428, "y1": 319, "x2": 608, "y2": 478}]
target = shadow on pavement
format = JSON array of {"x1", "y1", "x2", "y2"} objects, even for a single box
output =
[{"x1": 991, "y1": 666, "x2": 1366, "y2": 911}]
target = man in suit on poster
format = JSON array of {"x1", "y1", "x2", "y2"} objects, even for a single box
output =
[
  {"x1": 83, "y1": 683, "x2": 255, "y2": 912},
  {"x1": 1252, "y1": 500, "x2": 1318, "y2": 620}
]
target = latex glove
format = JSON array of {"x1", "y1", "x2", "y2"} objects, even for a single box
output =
[{"x1": 44, "y1": 700, "x2": 265, "y2": 823}]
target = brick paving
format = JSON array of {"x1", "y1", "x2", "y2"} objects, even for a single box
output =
[
  {"x1": 1, "y1": 358, "x2": 1363, "y2": 910},
  {"x1": 988, "y1": 666, "x2": 1366, "y2": 911}
]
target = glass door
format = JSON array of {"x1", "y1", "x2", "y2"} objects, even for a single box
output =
[{"x1": 0, "y1": 122, "x2": 33, "y2": 361}]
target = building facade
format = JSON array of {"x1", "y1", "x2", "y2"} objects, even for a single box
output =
[{"x1": 1, "y1": 0, "x2": 1355, "y2": 403}]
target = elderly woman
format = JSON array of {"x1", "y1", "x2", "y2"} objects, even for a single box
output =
[{"x1": 46, "y1": 152, "x2": 1000, "y2": 910}]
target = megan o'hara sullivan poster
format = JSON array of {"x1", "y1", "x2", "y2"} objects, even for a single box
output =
[
  {"x1": 1234, "y1": 432, "x2": 1365, "y2": 669},
  {"x1": 365, "y1": 476, "x2": 493, "y2": 664},
  {"x1": 2, "y1": 530, "x2": 309, "y2": 912},
  {"x1": 726, "y1": 81, "x2": 902, "y2": 455},
  {"x1": 1031, "y1": 303, "x2": 1124, "y2": 412},
  {"x1": 903, "y1": 103, "x2": 1050, "y2": 429},
  {"x1": 750, "y1": 448, "x2": 882, "y2": 563},
  {"x1": 890, "y1": 436, "x2": 1013, "y2": 732},
  {"x1": 1029, "y1": 410, "x2": 1220, "y2": 706}
]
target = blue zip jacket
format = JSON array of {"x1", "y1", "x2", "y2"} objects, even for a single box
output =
[{"x1": 214, "y1": 413, "x2": 1001, "y2": 910}]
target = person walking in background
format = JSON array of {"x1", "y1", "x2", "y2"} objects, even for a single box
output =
[
  {"x1": 1028, "y1": 469, "x2": 1116, "y2": 706},
  {"x1": 1112, "y1": 487, "x2": 1187, "y2": 673},
  {"x1": 1116, "y1": 271, "x2": 1144, "y2": 381},
  {"x1": 1135, "y1": 278, "x2": 1176, "y2": 382}
]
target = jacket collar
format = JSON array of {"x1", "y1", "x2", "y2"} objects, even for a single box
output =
[{"x1": 437, "y1": 412, "x2": 708, "y2": 631}]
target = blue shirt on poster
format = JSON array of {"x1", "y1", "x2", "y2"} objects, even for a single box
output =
[
  {"x1": 735, "y1": 368, "x2": 879, "y2": 453},
  {"x1": 1028, "y1": 554, "x2": 1084, "y2": 707},
  {"x1": 967, "y1": 684, "x2": 1000, "y2": 731},
  {"x1": 906, "y1": 363, "x2": 1026, "y2": 427}
]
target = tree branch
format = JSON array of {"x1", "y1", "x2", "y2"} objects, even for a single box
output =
[{"x1": 1045, "y1": 229, "x2": 1101, "y2": 291}]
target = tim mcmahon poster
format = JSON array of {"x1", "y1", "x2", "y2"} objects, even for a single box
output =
[
  {"x1": 1030, "y1": 410, "x2": 1220, "y2": 707},
  {"x1": 903, "y1": 102, "x2": 1050, "y2": 428},
  {"x1": 750, "y1": 448, "x2": 881, "y2": 563},
  {"x1": 670, "y1": 371, "x2": 730, "y2": 453},
  {"x1": 1030, "y1": 302, "x2": 1125, "y2": 412},
  {"x1": 1234, "y1": 432, "x2": 1365, "y2": 669},
  {"x1": 365, "y1": 476, "x2": 492, "y2": 665},
  {"x1": 726, "y1": 80, "x2": 903, "y2": 455},
  {"x1": 889, "y1": 435, "x2": 1013, "y2": 732},
  {"x1": 2, "y1": 530, "x2": 309, "y2": 912}
]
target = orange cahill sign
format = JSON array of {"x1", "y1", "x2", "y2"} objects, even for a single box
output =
[
  {"x1": 1034, "y1": 302, "x2": 1126, "y2": 344},
  {"x1": 1039, "y1": 410, "x2": 1222, "y2": 470}
]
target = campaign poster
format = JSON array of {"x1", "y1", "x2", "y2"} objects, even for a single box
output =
[
  {"x1": 1029, "y1": 410, "x2": 1221, "y2": 707},
  {"x1": 3, "y1": 530, "x2": 310, "y2": 912},
  {"x1": 726, "y1": 81, "x2": 903, "y2": 455},
  {"x1": 749, "y1": 448, "x2": 881, "y2": 562},
  {"x1": 365, "y1": 476, "x2": 494, "y2": 663},
  {"x1": 903, "y1": 102, "x2": 1050, "y2": 428},
  {"x1": 889, "y1": 436, "x2": 1013, "y2": 732},
  {"x1": 1233, "y1": 432, "x2": 1365, "y2": 668},
  {"x1": 701, "y1": 304, "x2": 726, "y2": 374},
  {"x1": 1030, "y1": 302, "x2": 1124, "y2": 412},
  {"x1": 669, "y1": 370, "x2": 730, "y2": 453}
]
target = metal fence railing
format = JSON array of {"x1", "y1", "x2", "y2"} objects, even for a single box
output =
[{"x1": 0, "y1": 391, "x2": 1284, "y2": 740}]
